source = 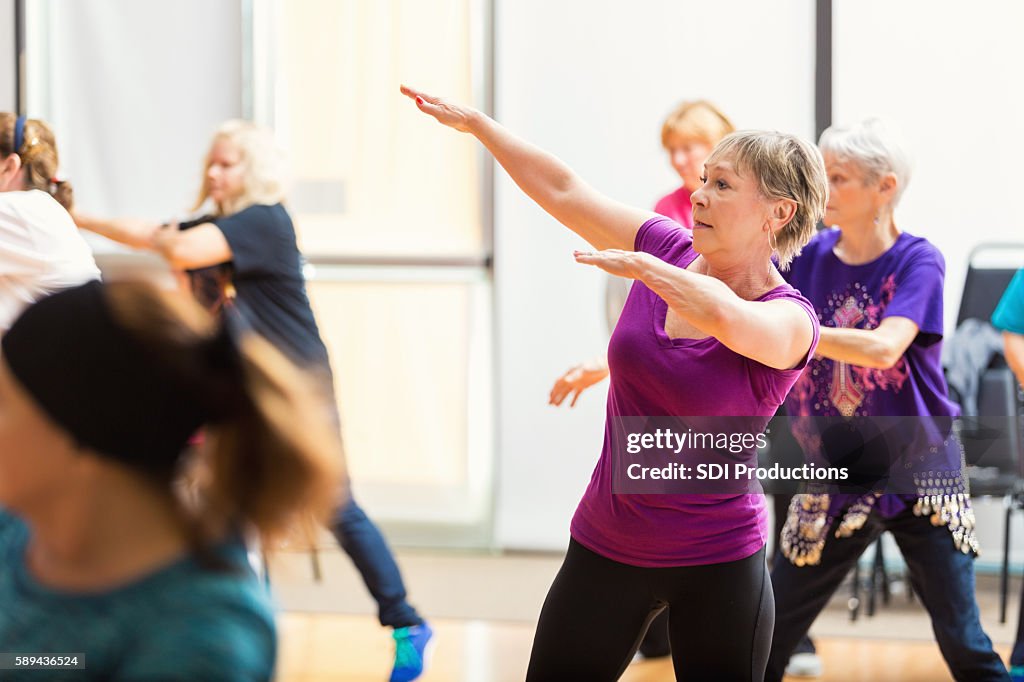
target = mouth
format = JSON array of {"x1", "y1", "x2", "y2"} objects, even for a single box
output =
[{"x1": 693, "y1": 220, "x2": 713, "y2": 229}]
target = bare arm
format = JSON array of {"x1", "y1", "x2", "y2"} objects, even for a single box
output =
[
  {"x1": 815, "y1": 317, "x2": 920, "y2": 369},
  {"x1": 401, "y1": 85, "x2": 653, "y2": 251},
  {"x1": 73, "y1": 212, "x2": 160, "y2": 250},
  {"x1": 575, "y1": 250, "x2": 815, "y2": 370},
  {"x1": 151, "y1": 223, "x2": 232, "y2": 270},
  {"x1": 1004, "y1": 331, "x2": 1024, "y2": 389}
]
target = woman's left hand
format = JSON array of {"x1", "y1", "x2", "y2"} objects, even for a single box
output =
[{"x1": 574, "y1": 249, "x2": 653, "y2": 279}]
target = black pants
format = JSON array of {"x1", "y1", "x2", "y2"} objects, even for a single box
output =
[
  {"x1": 766, "y1": 506, "x2": 1007, "y2": 682},
  {"x1": 526, "y1": 539, "x2": 774, "y2": 681}
]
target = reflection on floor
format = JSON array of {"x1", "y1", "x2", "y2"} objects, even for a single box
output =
[{"x1": 270, "y1": 546, "x2": 1017, "y2": 681}]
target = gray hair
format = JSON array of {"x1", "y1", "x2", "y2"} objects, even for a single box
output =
[
  {"x1": 706, "y1": 130, "x2": 828, "y2": 270},
  {"x1": 818, "y1": 118, "x2": 912, "y2": 207}
]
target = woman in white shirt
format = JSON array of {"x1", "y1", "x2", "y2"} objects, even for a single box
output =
[{"x1": 0, "y1": 113, "x2": 99, "y2": 334}]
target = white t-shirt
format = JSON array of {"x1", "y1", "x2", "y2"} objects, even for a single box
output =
[{"x1": 0, "y1": 190, "x2": 100, "y2": 334}]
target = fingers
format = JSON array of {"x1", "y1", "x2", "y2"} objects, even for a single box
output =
[
  {"x1": 399, "y1": 84, "x2": 425, "y2": 101},
  {"x1": 400, "y1": 84, "x2": 441, "y2": 111},
  {"x1": 549, "y1": 367, "x2": 583, "y2": 406},
  {"x1": 569, "y1": 388, "x2": 583, "y2": 408},
  {"x1": 549, "y1": 379, "x2": 567, "y2": 405}
]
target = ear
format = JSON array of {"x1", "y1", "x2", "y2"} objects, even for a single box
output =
[
  {"x1": 767, "y1": 197, "x2": 798, "y2": 231},
  {"x1": 877, "y1": 172, "x2": 897, "y2": 199},
  {"x1": 0, "y1": 152, "x2": 21, "y2": 178}
]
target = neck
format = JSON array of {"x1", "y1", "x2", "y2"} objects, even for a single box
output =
[
  {"x1": 21, "y1": 465, "x2": 189, "y2": 591},
  {"x1": 833, "y1": 212, "x2": 900, "y2": 265},
  {"x1": 699, "y1": 252, "x2": 781, "y2": 298}
]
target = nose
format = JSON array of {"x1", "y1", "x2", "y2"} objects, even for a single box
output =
[{"x1": 691, "y1": 184, "x2": 707, "y2": 207}]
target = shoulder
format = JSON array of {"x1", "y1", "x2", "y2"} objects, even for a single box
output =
[
  {"x1": 124, "y1": 565, "x2": 276, "y2": 676},
  {"x1": 214, "y1": 203, "x2": 294, "y2": 241},
  {"x1": 786, "y1": 228, "x2": 838, "y2": 274},
  {"x1": 898, "y1": 232, "x2": 943, "y2": 262},
  {"x1": 217, "y1": 203, "x2": 291, "y2": 226},
  {"x1": 892, "y1": 233, "x2": 945, "y2": 277},
  {"x1": 654, "y1": 186, "x2": 689, "y2": 209},
  {"x1": 762, "y1": 283, "x2": 815, "y2": 312},
  {"x1": 0, "y1": 190, "x2": 71, "y2": 225},
  {"x1": 634, "y1": 215, "x2": 693, "y2": 257},
  {"x1": 797, "y1": 228, "x2": 840, "y2": 260}
]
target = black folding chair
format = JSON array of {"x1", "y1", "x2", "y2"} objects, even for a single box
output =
[{"x1": 954, "y1": 243, "x2": 1024, "y2": 623}]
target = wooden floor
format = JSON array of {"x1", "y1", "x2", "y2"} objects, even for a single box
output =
[{"x1": 277, "y1": 612, "x2": 1012, "y2": 682}]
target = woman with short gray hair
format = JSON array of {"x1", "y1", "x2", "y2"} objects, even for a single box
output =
[
  {"x1": 766, "y1": 119, "x2": 1008, "y2": 681},
  {"x1": 404, "y1": 84, "x2": 824, "y2": 681}
]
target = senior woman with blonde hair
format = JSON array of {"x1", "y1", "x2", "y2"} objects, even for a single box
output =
[
  {"x1": 403, "y1": 84, "x2": 824, "y2": 682},
  {"x1": 765, "y1": 119, "x2": 1008, "y2": 681}
]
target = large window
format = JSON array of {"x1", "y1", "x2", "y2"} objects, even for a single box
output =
[{"x1": 253, "y1": 0, "x2": 494, "y2": 546}]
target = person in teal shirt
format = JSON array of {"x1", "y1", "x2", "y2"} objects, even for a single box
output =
[
  {"x1": 0, "y1": 280, "x2": 341, "y2": 680},
  {"x1": 997, "y1": 269, "x2": 1024, "y2": 682}
]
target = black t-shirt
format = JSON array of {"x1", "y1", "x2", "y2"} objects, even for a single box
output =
[{"x1": 185, "y1": 204, "x2": 331, "y2": 371}]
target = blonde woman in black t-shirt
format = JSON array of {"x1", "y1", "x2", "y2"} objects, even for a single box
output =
[{"x1": 75, "y1": 120, "x2": 433, "y2": 682}]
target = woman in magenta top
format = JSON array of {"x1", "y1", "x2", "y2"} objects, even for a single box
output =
[
  {"x1": 403, "y1": 85, "x2": 826, "y2": 681},
  {"x1": 549, "y1": 100, "x2": 735, "y2": 409}
]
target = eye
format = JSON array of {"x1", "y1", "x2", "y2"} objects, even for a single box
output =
[
  {"x1": 699, "y1": 175, "x2": 708, "y2": 184},
  {"x1": 716, "y1": 179, "x2": 728, "y2": 190}
]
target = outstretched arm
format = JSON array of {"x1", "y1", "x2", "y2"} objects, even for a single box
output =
[
  {"x1": 73, "y1": 212, "x2": 161, "y2": 250},
  {"x1": 575, "y1": 249, "x2": 815, "y2": 370},
  {"x1": 401, "y1": 85, "x2": 653, "y2": 251},
  {"x1": 813, "y1": 319, "x2": 919, "y2": 369},
  {"x1": 151, "y1": 223, "x2": 232, "y2": 270}
]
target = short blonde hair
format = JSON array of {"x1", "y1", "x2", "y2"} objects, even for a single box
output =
[
  {"x1": 706, "y1": 131, "x2": 828, "y2": 270},
  {"x1": 193, "y1": 120, "x2": 288, "y2": 216},
  {"x1": 818, "y1": 118, "x2": 912, "y2": 208},
  {"x1": 661, "y1": 100, "x2": 735, "y2": 148}
]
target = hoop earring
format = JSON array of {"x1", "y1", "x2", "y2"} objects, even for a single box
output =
[{"x1": 767, "y1": 227, "x2": 779, "y2": 254}]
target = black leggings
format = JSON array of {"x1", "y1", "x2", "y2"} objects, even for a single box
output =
[{"x1": 526, "y1": 540, "x2": 774, "y2": 682}]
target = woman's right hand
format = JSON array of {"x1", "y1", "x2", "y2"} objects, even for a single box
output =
[
  {"x1": 400, "y1": 84, "x2": 478, "y2": 133},
  {"x1": 548, "y1": 358, "x2": 611, "y2": 407}
]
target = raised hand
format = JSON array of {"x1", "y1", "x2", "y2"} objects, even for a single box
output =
[
  {"x1": 400, "y1": 84, "x2": 477, "y2": 133},
  {"x1": 548, "y1": 358, "x2": 610, "y2": 407},
  {"x1": 574, "y1": 249, "x2": 654, "y2": 280}
]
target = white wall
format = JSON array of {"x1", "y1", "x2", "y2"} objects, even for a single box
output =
[
  {"x1": 833, "y1": 0, "x2": 1024, "y2": 327},
  {"x1": 0, "y1": 0, "x2": 14, "y2": 112},
  {"x1": 32, "y1": 0, "x2": 243, "y2": 224},
  {"x1": 493, "y1": 0, "x2": 817, "y2": 550},
  {"x1": 833, "y1": 0, "x2": 1024, "y2": 564}
]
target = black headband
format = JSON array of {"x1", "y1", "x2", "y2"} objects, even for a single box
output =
[{"x1": 2, "y1": 281, "x2": 242, "y2": 479}]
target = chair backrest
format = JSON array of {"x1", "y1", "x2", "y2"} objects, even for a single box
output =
[
  {"x1": 954, "y1": 245, "x2": 1024, "y2": 491},
  {"x1": 962, "y1": 368, "x2": 1023, "y2": 476},
  {"x1": 957, "y1": 243, "x2": 1024, "y2": 325}
]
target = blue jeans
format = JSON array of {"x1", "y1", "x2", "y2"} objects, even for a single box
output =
[
  {"x1": 330, "y1": 495, "x2": 423, "y2": 629},
  {"x1": 766, "y1": 503, "x2": 1008, "y2": 682}
]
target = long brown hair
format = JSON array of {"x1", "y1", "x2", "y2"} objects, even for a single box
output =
[
  {"x1": 0, "y1": 113, "x2": 74, "y2": 210},
  {"x1": 104, "y1": 282, "x2": 343, "y2": 554}
]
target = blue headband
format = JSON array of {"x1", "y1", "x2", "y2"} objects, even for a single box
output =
[{"x1": 13, "y1": 115, "x2": 26, "y2": 155}]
